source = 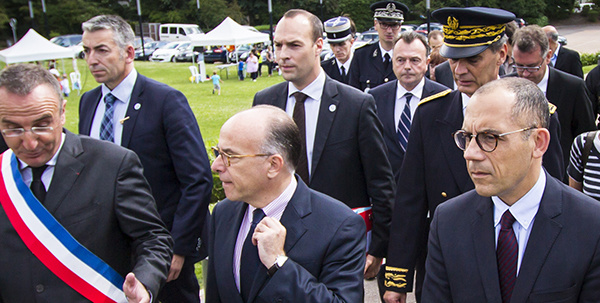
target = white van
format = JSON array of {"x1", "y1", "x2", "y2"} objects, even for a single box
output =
[{"x1": 159, "y1": 24, "x2": 204, "y2": 42}]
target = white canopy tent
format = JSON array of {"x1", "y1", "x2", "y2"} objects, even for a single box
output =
[
  {"x1": 191, "y1": 17, "x2": 270, "y2": 48},
  {"x1": 0, "y1": 29, "x2": 74, "y2": 64}
]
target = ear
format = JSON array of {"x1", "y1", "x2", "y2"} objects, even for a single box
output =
[
  {"x1": 266, "y1": 154, "x2": 285, "y2": 179},
  {"x1": 60, "y1": 99, "x2": 67, "y2": 126},
  {"x1": 532, "y1": 128, "x2": 550, "y2": 159},
  {"x1": 315, "y1": 37, "x2": 324, "y2": 56},
  {"x1": 125, "y1": 45, "x2": 135, "y2": 64},
  {"x1": 497, "y1": 43, "x2": 508, "y2": 66},
  {"x1": 545, "y1": 48, "x2": 552, "y2": 64}
]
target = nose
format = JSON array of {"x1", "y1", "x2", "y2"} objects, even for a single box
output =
[
  {"x1": 463, "y1": 136, "x2": 485, "y2": 161},
  {"x1": 84, "y1": 50, "x2": 98, "y2": 65},
  {"x1": 211, "y1": 155, "x2": 225, "y2": 173},
  {"x1": 21, "y1": 131, "x2": 39, "y2": 151}
]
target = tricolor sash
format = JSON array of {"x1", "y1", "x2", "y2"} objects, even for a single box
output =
[
  {"x1": 352, "y1": 206, "x2": 373, "y2": 249},
  {"x1": 0, "y1": 150, "x2": 127, "y2": 303}
]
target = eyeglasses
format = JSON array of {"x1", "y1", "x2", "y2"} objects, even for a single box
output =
[
  {"x1": 511, "y1": 62, "x2": 544, "y2": 73},
  {"x1": 452, "y1": 127, "x2": 536, "y2": 153},
  {"x1": 1, "y1": 126, "x2": 54, "y2": 137},
  {"x1": 211, "y1": 146, "x2": 271, "y2": 167},
  {"x1": 378, "y1": 22, "x2": 401, "y2": 30}
]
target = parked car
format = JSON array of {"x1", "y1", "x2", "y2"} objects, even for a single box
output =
[
  {"x1": 353, "y1": 30, "x2": 378, "y2": 50},
  {"x1": 320, "y1": 41, "x2": 335, "y2": 61},
  {"x1": 229, "y1": 45, "x2": 252, "y2": 62},
  {"x1": 401, "y1": 24, "x2": 416, "y2": 32},
  {"x1": 574, "y1": 2, "x2": 596, "y2": 13},
  {"x1": 50, "y1": 34, "x2": 84, "y2": 58},
  {"x1": 558, "y1": 35, "x2": 568, "y2": 46},
  {"x1": 159, "y1": 24, "x2": 204, "y2": 42},
  {"x1": 175, "y1": 45, "x2": 202, "y2": 62},
  {"x1": 135, "y1": 41, "x2": 167, "y2": 61},
  {"x1": 204, "y1": 46, "x2": 229, "y2": 63},
  {"x1": 150, "y1": 41, "x2": 190, "y2": 62},
  {"x1": 133, "y1": 36, "x2": 154, "y2": 49},
  {"x1": 415, "y1": 22, "x2": 444, "y2": 35}
]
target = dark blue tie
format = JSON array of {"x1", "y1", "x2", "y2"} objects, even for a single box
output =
[
  {"x1": 30, "y1": 165, "x2": 48, "y2": 203},
  {"x1": 99, "y1": 93, "x2": 117, "y2": 142},
  {"x1": 397, "y1": 92, "x2": 412, "y2": 151},
  {"x1": 497, "y1": 210, "x2": 518, "y2": 303},
  {"x1": 240, "y1": 208, "x2": 266, "y2": 301}
]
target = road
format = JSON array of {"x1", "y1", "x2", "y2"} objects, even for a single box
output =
[{"x1": 556, "y1": 23, "x2": 600, "y2": 54}]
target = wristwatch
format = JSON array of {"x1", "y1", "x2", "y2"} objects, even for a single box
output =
[{"x1": 268, "y1": 255, "x2": 288, "y2": 277}]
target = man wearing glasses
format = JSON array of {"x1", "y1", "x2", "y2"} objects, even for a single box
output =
[
  {"x1": 349, "y1": 0, "x2": 408, "y2": 91},
  {"x1": 384, "y1": 8, "x2": 565, "y2": 303},
  {"x1": 206, "y1": 105, "x2": 366, "y2": 302},
  {"x1": 423, "y1": 77, "x2": 600, "y2": 302},
  {"x1": 512, "y1": 25, "x2": 595, "y2": 172}
]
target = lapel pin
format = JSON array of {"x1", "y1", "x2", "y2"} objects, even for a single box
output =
[
  {"x1": 384, "y1": 78, "x2": 389, "y2": 82},
  {"x1": 134, "y1": 103, "x2": 141, "y2": 110},
  {"x1": 119, "y1": 116, "x2": 130, "y2": 124},
  {"x1": 329, "y1": 104, "x2": 336, "y2": 112},
  {"x1": 373, "y1": 49, "x2": 378, "y2": 57}
]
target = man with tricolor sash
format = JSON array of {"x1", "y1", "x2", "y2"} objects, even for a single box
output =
[{"x1": 0, "y1": 64, "x2": 172, "y2": 303}]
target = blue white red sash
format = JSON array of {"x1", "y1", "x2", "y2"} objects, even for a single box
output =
[{"x1": 0, "y1": 150, "x2": 127, "y2": 303}]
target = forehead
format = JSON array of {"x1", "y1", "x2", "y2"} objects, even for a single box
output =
[
  {"x1": 0, "y1": 85, "x2": 61, "y2": 119},
  {"x1": 219, "y1": 113, "x2": 265, "y2": 151},
  {"x1": 464, "y1": 89, "x2": 515, "y2": 130},
  {"x1": 394, "y1": 39, "x2": 427, "y2": 56},
  {"x1": 275, "y1": 16, "x2": 313, "y2": 42},
  {"x1": 82, "y1": 29, "x2": 118, "y2": 47}
]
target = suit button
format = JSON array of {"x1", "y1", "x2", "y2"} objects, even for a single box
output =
[
  {"x1": 441, "y1": 192, "x2": 447, "y2": 198},
  {"x1": 35, "y1": 284, "x2": 44, "y2": 293},
  {"x1": 384, "y1": 78, "x2": 389, "y2": 82}
]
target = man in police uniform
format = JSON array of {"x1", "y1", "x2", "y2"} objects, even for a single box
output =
[
  {"x1": 321, "y1": 16, "x2": 356, "y2": 85},
  {"x1": 383, "y1": 7, "x2": 565, "y2": 303},
  {"x1": 349, "y1": 0, "x2": 408, "y2": 92}
]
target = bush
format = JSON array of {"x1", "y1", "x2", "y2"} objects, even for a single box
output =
[
  {"x1": 588, "y1": 9, "x2": 599, "y2": 21},
  {"x1": 582, "y1": 5, "x2": 591, "y2": 16},
  {"x1": 581, "y1": 51, "x2": 600, "y2": 66},
  {"x1": 206, "y1": 145, "x2": 225, "y2": 204}
]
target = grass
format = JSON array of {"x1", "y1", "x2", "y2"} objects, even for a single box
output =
[{"x1": 583, "y1": 64, "x2": 598, "y2": 74}]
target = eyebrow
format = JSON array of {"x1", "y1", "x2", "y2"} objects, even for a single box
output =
[{"x1": 2, "y1": 114, "x2": 53, "y2": 126}]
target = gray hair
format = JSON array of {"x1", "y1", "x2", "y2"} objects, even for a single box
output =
[
  {"x1": 474, "y1": 77, "x2": 550, "y2": 131},
  {"x1": 396, "y1": 31, "x2": 430, "y2": 56},
  {"x1": 513, "y1": 25, "x2": 549, "y2": 58},
  {"x1": 82, "y1": 15, "x2": 135, "y2": 51},
  {"x1": 0, "y1": 64, "x2": 63, "y2": 106},
  {"x1": 488, "y1": 34, "x2": 508, "y2": 54}
]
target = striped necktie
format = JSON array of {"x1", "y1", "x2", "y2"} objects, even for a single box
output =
[
  {"x1": 497, "y1": 210, "x2": 518, "y2": 303},
  {"x1": 397, "y1": 92, "x2": 412, "y2": 151},
  {"x1": 99, "y1": 93, "x2": 117, "y2": 142}
]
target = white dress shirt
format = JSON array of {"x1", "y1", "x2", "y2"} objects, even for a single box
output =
[
  {"x1": 19, "y1": 133, "x2": 66, "y2": 191},
  {"x1": 90, "y1": 69, "x2": 138, "y2": 145},
  {"x1": 379, "y1": 42, "x2": 393, "y2": 62},
  {"x1": 535, "y1": 66, "x2": 550, "y2": 94},
  {"x1": 492, "y1": 167, "x2": 546, "y2": 275},
  {"x1": 336, "y1": 52, "x2": 353, "y2": 76},
  {"x1": 394, "y1": 78, "x2": 425, "y2": 128}
]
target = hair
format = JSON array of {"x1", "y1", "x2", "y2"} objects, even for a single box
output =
[
  {"x1": 253, "y1": 105, "x2": 302, "y2": 172},
  {"x1": 0, "y1": 64, "x2": 63, "y2": 107},
  {"x1": 282, "y1": 9, "x2": 323, "y2": 42},
  {"x1": 488, "y1": 34, "x2": 508, "y2": 54},
  {"x1": 505, "y1": 21, "x2": 518, "y2": 45},
  {"x1": 512, "y1": 25, "x2": 549, "y2": 57},
  {"x1": 429, "y1": 47, "x2": 447, "y2": 67},
  {"x1": 395, "y1": 31, "x2": 430, "y2": 56},
  {"x1": 428, "y1": 30, "x2": 443, "y2": 41},
  {"x1": 474, "y1": 77, "x2": 550, "y2": 131},
  {"x1": 82, "y1": 15, "x2": 135, "y2": 52}
]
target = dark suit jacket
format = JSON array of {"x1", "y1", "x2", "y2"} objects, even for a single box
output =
[
  {"x1": 546, "y1": 67, "x2": 596, "y2": 170},
  {"x1": 368, "y1": 78, "x2": 450, "y2": 180},
  {"x1": 585, "y1": 64, "x2": 600, "y2": 119},
  {"x1": 253, "y1": 77, "x2": 395, "y2": 257},
  {"x1": 79, "y1": 74, "x2": 212, "y2": 259},
  {"x1": 555, "y1": 46, "x2": 584, "y2": 79},
  {"x1": 434, "y1": 60, "x2": 506, "y2": 89},
  {"x1": 384, "y1": 90, "x2": 565, "y2": 293},
  {"x1": 349, "y1": 42, "x2": 396, "y2": 91},
  {"x1": 0, "y1": 131, "x2": 172, "y2": 302},
  {"x1": 423, "y1": 172, "x2": 600, "y2": 302},
  {"x1": 321, "y1": 58, "x2": 349, "y2": 84},
  {"x1": 206, "y1": 177, "x2": 366, "y2": 303}
]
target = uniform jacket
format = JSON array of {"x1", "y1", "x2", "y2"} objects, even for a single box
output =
[
  {"x1": 348, "y1": 42, "x2": 396, "y2": 91},
  {"x1": 321, "y1": 57, "x2": 350, "y2": 85}
]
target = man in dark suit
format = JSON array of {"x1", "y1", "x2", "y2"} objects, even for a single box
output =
[
  {"x1": 78, "y1": 15, "x2": 212, "y2": 303},
  {"x1": 321, "y1": 16, "x2": 355, "y2": 84},
  {"x1": 586, "y1": 63, "x2": 600, "y2": 118},
  {"x1": 207, "y1": 105, "x2": 366, "y2": 302},
  {"x1": 253, "y1": 9, "x2": 395, "y2": 284},
  {"x1": 349, "y1": 1, "x2": 409, "y2": 91},
  {"x1": 369, "y1": 31, "x2": 449, "y2": 303},
  {"x1": 512, "y1": 25, "x2": 595, "y2": 173},
  {"x1": 423, "y1": 77, "x2": 600, "y2": 302},
  {"x1": 543, "y1": 25, "x2": 584, "y2": 78},
  {"x1": 386, "y1": 8, "x2": 566, "y2": 303},
  {"x1": 0, "y1": 64, "x2": 172, "y2": 302}
]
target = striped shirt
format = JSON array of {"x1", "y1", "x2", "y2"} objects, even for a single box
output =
[{"x1": 568, "y1": 132, "x2": 600, "y2": 200}]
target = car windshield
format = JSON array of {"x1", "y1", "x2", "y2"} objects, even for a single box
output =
[
  {"x1": 165, "y1": 42, "x2": 181, "y2": 49},
  {"x1": 186, "y1": 27, "x2": 203, "y2": 35}
]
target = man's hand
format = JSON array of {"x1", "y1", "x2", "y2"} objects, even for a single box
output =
[
  {"x1": 383, "y1": 290, "x2": 407, "y2": 303},
  {"x1": 364, "y1": 254, "x2": 382, "y2": 279},
  {"x1": 123, "y1": 272, "x2": 150, "y2": 303},
  {"x1": 252, "y1": 217, "x2": 287, "y2": 267},
  {"x1": 166, "y1": 254, "x2": 185, "y2": 282}
]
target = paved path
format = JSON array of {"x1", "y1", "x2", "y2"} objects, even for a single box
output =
[{"x1": 556, "y1": 24, "x2": 600, "y2": 54}]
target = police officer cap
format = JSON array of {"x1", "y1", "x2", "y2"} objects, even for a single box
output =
[
  {"x1": 432, "y1": 7, "x2": 515, "y2": 59},
  {"x1": 324, "y1": 17, "x2": 354, "y2": 43},
  {"x1": 370, "y1": 1, "x2": 409, "y2": 23}
]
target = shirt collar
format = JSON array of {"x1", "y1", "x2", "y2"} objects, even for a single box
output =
[
  {"x1": 536, "y1": 66, "x2": 550, "y2": 94},
  {"x1": 101, "y1": 68, "x2": 138, "y2": 103},
  {"x1": 288, "y1": 69, "x2": 326, "y2": 101},
  {"x1": 396, "y1": 77, "x2": 425, "y2": 100},
  {"x1": 492, "y1": 167, "x2": 546, "y2": 230},
  {"x1": 19, "y1": 132, "x2": 66, "y2": 169},
  {"x1": 336, "y1": 52, "x2": 353, "y2": 71},
  {"x1": 378, "y1": 42, "x2": 393, "y2": 61},
  {"x1": 247, "y1": 176, "x2": 298, "y2": 221},
  {"x1": 553, "y1": 44, "x2": 561, "y2": 58}
]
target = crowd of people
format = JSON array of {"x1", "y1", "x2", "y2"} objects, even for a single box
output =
[{"x1": 1, "y1": 1, "x2": 600, "y2": 303}]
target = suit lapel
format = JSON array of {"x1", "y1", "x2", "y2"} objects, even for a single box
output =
[
  {"x1": 472, "y1": 196, "x2": 502, "y2": 303},
  {"x1": 120, "y1": 75, "x2": 146, "y2": 148},
  {"x1": 511, "y1": 173, "x2": 563, "y2": 303},
  {"x1": 44, "y1": 131, "x2": 84, "y2": 213},
  {"x1": 545, "y1": 68, "x2": 557, "y2": 102},
  {"x1": 311, "y1": 78, "x2": 339, "y2": 179},
  {"x1": 437, "y1": 92, "x2": 471, "y2": 192},
  {"x1": 381, "y1": 82, "x2": 403, "y2": 154},
  {"x1": 79, "y1": 88, "x2": 103, "y2": 136}
]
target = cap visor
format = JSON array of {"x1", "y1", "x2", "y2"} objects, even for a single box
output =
[{"x1": 440, "y1": 44, "x2": 489, "y2": 59}]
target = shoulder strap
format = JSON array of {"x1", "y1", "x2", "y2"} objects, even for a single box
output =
[
  {"x1": 581, "y1": 131, "x2": 597, "y2": 170},
  {"x1": 418, "y1": 89, "x2": 452, "y2": 106}
]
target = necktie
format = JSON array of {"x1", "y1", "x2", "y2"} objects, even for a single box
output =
[
  {"x1": 497, "y1": 210, "x2": 518, "y2": 303},
  {"x1": 292, "y1": 92, "x2": 310, "y2": 183},
  {"x1": 384, "y1": 53, "x2": 391, "y2": 71},
  {"x1": 397, "y1": 93, "x2": 412, "y2": 151},
  {"x1": 239, "y1": 208, "x2": 266, "y2": 301},
  {"x1": 100, "y1": 93, "x2": 117, "y2": 142},
  {"x1": 340, "y1": 65, "x2": 347, "y2": 83},
  {"x1": 30, "y1": 165, "x2": 48, "y2": 203}
]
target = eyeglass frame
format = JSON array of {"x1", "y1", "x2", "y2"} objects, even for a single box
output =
[
  {"x1": 452, "y1": 126, "x2": 537, "y2": 153},
  {"x1": 1, "y1": 126, "x2": 55, "y2": 138},
  {"x1": 211, "y1": 146, "x2": 271, "y2": 167},
  {"x1": 377, "y1": 21, "x2": 401, "y2": 30}
]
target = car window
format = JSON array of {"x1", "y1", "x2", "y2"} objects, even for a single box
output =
[{"x1": 170, "y1": 27, "x2": 177, "y2": 34}]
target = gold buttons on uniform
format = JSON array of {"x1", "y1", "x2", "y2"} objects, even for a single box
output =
[{"x1": 441, "y1": 192, "x2": 447, "y2": 197}]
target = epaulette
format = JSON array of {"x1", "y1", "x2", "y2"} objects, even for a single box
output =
[
  {"x1": 354, "y1": 41, "x2": 373, "y2": 50},
  {"x1": 548, "y1": 102, "x2": 557, "y2": 114},
  {"x1": 418, "y1": 89, "x2": 452, "y2": 106}
]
